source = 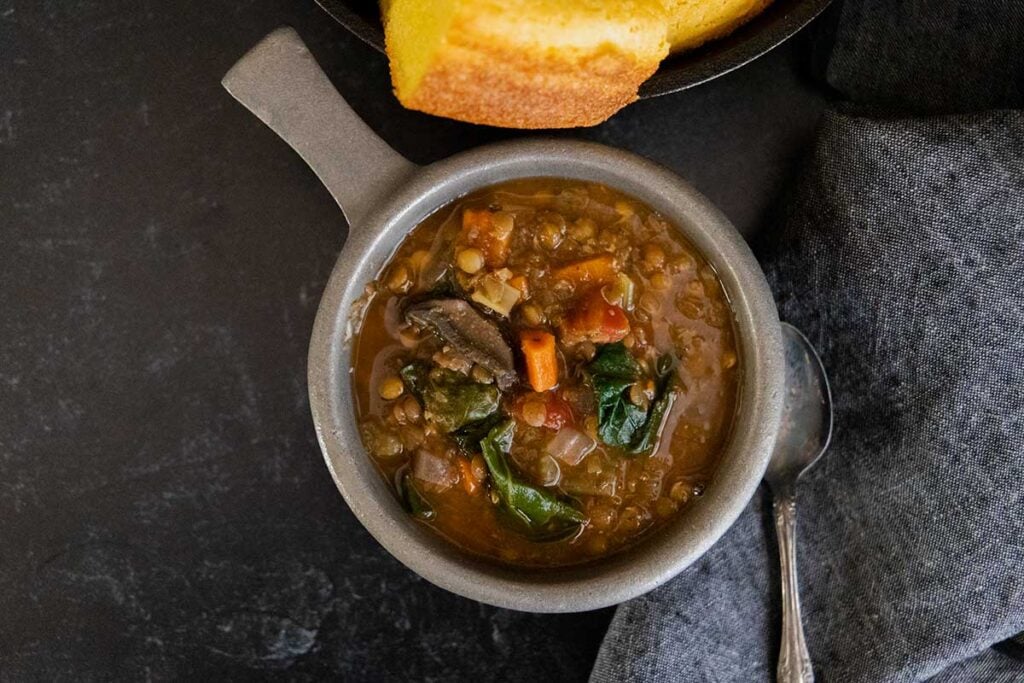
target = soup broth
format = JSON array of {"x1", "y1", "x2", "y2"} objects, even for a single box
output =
[{"x1": 351, "y1": 179, "x2": 739, "y2": 567}]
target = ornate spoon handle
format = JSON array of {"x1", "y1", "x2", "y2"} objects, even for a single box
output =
[{"x1": 774, "y1": 490, "x2": 814, "y2": 683}]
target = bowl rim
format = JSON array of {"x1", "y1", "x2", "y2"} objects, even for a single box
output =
[{"x1": 307, "y1": 138, "x2": 784, "y2": 612}]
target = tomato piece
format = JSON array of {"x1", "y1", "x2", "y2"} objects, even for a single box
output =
[
  {"x1": 560, "y1": 288, "x2": 630, "y2": 344},
  {"x1": 542, "y1": 396, "x2": 573, "y2": 430}
]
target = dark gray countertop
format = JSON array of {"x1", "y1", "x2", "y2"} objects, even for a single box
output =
[{"x1": 0, "y1": 1, "x2": 827, "y2": 678}]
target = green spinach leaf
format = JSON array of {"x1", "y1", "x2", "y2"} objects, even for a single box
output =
[
  {"x1": 400, "y1": 362, "x2": 500, "y2": 433},
  {"x1": 450, "y1": 413, "x2": 505, "y2": 453},
  {"x1": 627, "y1": 354, "x2": 679, "y2": 455},
  {"x1": 595, "y1": 376, "x2": 648, "y2": 447},
  {"x1": 589, "y1": 341, "x2": 641, "y2": 379},
  {"x1": 587, "y1": 343, "x2": 645, "y2": 448},
  {"x1": 587, "y1": 344, "x2": 679, "y2": 454},
  {"x1": 480, "y1": 420, "x2": 587, "y2": 531}
]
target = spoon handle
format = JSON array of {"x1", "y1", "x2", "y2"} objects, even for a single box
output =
[{"x1": 774, "y1": 491, "x2": 814, "y2": 683}]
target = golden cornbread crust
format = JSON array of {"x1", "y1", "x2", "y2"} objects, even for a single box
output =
[
  {"x1": 385, "y1": 4, "x2": 668, "y2": 129},
  {"x1": 402, "y1": 42, "x2": 659, "y2": 129}
]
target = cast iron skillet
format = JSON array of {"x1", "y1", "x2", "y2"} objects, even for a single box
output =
[{"x1": 316, "y1": 0, "x2": 834, "y2": 99}]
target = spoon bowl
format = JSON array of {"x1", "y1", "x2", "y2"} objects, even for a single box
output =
[{"x1": 766, "y1": 323, "x2": 833, "y2": 489}]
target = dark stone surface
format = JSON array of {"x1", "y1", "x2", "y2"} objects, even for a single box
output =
[{"x1": 0, "y1": 1, "x2": 826, "y2": 679}]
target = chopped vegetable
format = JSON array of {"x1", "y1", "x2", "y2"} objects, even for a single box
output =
[
  {"x1": 586, "y1": 344, "x2": 680, "y2": 454},
  {"x1": 460, "y1": 208, "x2": 513, "y2": 268},
  {"x1": 541, "y1": 395, "x2": 573, "y2": 429},
  {"x1": 604, "y1": 273, "x2": 636, "y2": 311},
  {"x1": 396, "y1": 466, "x2": 435, "y2": 520},
  {"x1": 400, "y1": 362, "x2": 500, "y2": 433},
  {"x1": 628, "y1": 354, "x2": 679, "y2": 456},
  {"x1": 520, "y1": 330, "x2": 558, "y2": 392},
  {"x1": 545, "y1": 427, "x2": 596, "y2": 466},
  {"x1": 412, "y1": 449, "x2": 457, "y2": 490},
  {"x1": 470, "y1": 272, "x2": 522, "y2": 316},
  {"x1": 592, "y1": 372, "x2": 648, "y2": 448},
  {"x1": 450, "y1": 413, "x2": 504, "y2": 453},
  {"x1": 552, "y1": 254, "x2": 617, "y2": 286},
  {"x1": 480, "y1": 421, "x2": 587, "y2": 531},
  {"x1": 404, "y1": 298, "x2": 516, "y2": 390},
  {"x1": 457, "y1": 457, "x2": 481, "y2": 494},
  {"x1": 588, "y1": 341, "x2": 641, "y2": 378},
  {"x1": 560, "y1": 288, "x2": 630, "y2": 345}
]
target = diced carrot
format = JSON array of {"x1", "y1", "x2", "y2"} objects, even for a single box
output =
[
  {"x1": 520, "y1": 330, "x2": 559, "y2": 392},
  {"x1": 552, "y1": 254, "x2": 617, "y2": 287},
  {"x1": 560, "y1": 288, "x2": 630, "y2": 344},
  {"x1": 460, "y1": 208, "x2": 513, "y2": 268},
  {"x1": 457, "y1": 457, "x2": 480, "y2": 495}
]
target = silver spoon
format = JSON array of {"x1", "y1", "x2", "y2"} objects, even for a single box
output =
[{"x1": 765, "y1": 323, "x2": 833, "y2": 683}]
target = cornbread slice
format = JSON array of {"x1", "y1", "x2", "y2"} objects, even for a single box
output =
[
  {"x1": 664, "y1": 0, "x2": 774, "y2": 52},
  {"x1": 381, "y1": 0, "x2": 669, "y2": 129}
]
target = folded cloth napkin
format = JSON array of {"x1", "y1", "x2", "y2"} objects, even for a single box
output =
[{"x1": 591, "y1": 107, "x2": 1024, "y2": 682}]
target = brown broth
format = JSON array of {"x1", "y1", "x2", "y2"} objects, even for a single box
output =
[{"x1": 351, "y1": 179, "x2": 739, "y2": 567}]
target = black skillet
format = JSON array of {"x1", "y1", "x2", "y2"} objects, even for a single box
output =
[{"x1": 315, "y1": 0, "x2": 834, "y2": 99}]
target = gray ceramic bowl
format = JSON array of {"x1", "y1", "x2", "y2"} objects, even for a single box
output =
[{"x1": 223, "y1": 27, "x2": 785, "y2": 613}]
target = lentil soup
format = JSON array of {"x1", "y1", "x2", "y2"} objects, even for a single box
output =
[{"x1": 351, "y1": 179, "x2": 739, "y2": 567}]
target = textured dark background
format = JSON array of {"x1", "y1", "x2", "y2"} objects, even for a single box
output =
[{"x1": 0, "y1": 1, "x2": 827, "y2": 679}]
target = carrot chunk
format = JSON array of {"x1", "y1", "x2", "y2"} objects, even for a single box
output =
[
  {"x1": 552, "y1": 254, "x2": 617, "y2": 287},
  {"x1": 560, "y1": 288, "x2": 630, "y2": 345},
  {"x1": 457, "y1": 457, "x2": 480, "y2": 495},
  {"x1": 520, "y1": 330, "x2": 559, "y2": 392}
]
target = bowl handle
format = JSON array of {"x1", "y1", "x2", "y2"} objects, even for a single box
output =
[{"x1": 222, "y1": 26, "x2": 416, "y2": 230}]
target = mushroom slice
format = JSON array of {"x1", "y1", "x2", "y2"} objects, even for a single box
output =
[{"x1": 404, "y1": 298, "x2": 517, "y2": 390}]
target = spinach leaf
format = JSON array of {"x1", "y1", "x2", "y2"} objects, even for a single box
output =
[
  {"x1": 627, "y1": 354, "x2": 679, "y2": 456},
  {"x1": 587, "y1": 343, "x2": 646, "y2": 448},
  {"x1": 587, "y1": 344, "x2": 680, "y2": 454},
  {"x1": 589, "y1": 341, "x2": 641, "y2": 379},
  {"x1": 480, "y1": 420, "x2": 587, "y2": 531},
  {"x1": 395, "y1": 466, "x2": 435, "y2": 521},
  {"x1": 595, "y1": 376, "x2": 648, "y2": 447},
  {"x1": 450, "y1": 413, "x2": 505, "y2": 453},
  {"x1": 400, "y1": 362, "x2": 500, "y2": 433}
]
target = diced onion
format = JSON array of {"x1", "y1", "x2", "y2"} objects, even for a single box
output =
[
  {"x1": 604, "y1": 273, "x2": 635, "y2": 311},
  {"x1": 545, "y1": 427, "x2": 596, "y2": 466},
  {"x1": 471, "y1": 273, "x2": 521, "y2": 316},
  {"x1": 413, "y1": 450, "x2": 455, "y2": 490}
]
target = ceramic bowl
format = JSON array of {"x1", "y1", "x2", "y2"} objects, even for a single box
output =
[{"x1": 223, "y1": 27, "x2": 784, "y2": 612}]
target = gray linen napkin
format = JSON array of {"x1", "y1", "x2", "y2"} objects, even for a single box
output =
[
  {"x1": 592, "y1": 0, "x2": 1024, "y2": 679},
  {"x1": 825, "y1": 0, "x2": 1024, "y2": 113},
  {"x1": 590, "y1": 108, "x2": 1024, "y2": 682}
]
